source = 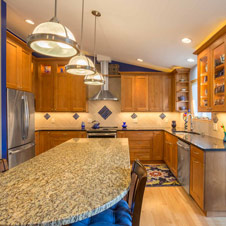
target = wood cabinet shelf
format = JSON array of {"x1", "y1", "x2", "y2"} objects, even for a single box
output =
[
  {"x1": 176, "y1": 100, "x2": 189, "y2": 103},
  {"x1": 201, "y1": 72, "x2": 208, "y2": 77},
  {"x1": 176, "y1": 81, "x2": 189, "y2": 84},
  {"x1": 215, "y1": 64, "x2": 224, "y2": 71},
  {"x1": 176, "y1": 90, "x2": 189, "y2": 93}
]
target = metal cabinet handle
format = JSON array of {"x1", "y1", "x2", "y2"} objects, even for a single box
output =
[{"x1": 193, "y1": 160, "x2": 200, "y2": 164}]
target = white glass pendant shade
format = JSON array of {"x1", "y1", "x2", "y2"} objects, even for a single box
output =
[
  {"x1": 27, "y1": 21, "x2": 79, "y2": 57},
  {"x1": 84, "y1": 72, "x2": 104, "y2": 85},
  {"x1": 65, "y1": 55, "x2": 95, "y2": 75}
]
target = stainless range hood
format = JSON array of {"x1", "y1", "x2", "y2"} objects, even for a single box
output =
[{"x1": 90, "y1": 59, "x2": 118, "y2": 101}]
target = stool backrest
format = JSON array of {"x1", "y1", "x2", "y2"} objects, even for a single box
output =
[
  {"x1": 126, "y1": 160, "x2": 147, "y2": 226},
  {"x1": 0, "y1": 159, "x2": 8, "y2": 173}
]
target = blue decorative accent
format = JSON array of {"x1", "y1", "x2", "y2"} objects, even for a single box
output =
[
  {"x1": 122, "y1": 122, "x2": 127, "y2": 128},
  {"x1": 98, "y1": 106, "x2": 112, "y2": 120},
  {"x1": 71, "y1": 199, "x2": 132, "y2": 226},
  {"x1": 1, "y1": 0, "x2": 7, "y2": 159},
  {"x1": 131, "y1": 113, "x2": 137, "y2": 119},
  {"x1": 81, "y1": 122, "x2": 85, "y2": 129},
  {"x1": 44, "y1": 113, "x2": 51, "y2": 120},
  {"x1": 159, "y1": 113, "x2": 166, "y2": 120},
  {"x1": 73, "y1": 113, "x2": 80, "y2": 120}
]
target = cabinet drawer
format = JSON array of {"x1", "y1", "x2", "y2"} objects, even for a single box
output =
[
  {"x1": 126, "y1": 131, "x2": 153, "y2": 140},
  {"x1": 129, "y1": 140, "x2": 152, "y2": 148},
  {"x1": 191, "y1": 145, "x2": 204, "y2": 162},
  {"x1": 130, "y1": 148, "x2": 151, "y2": 161}
]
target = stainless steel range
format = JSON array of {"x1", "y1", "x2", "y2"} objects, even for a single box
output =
[{"x1": 87, "y1": 127, "x2": 118, "y2": 138}]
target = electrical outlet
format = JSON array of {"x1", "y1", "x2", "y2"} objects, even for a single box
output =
[
  {"x1": 133, "y1": 118, "x2": 138, "y2": 123},
  {"x1": 213, "y1": 123, "x2": 218, "y2": 131},
  {"x1": 51, "y1": 118, "x2": 55, "y2": 124},
  {"x1": 88, "y1": 118, "x2": 92, "y2": 123}
]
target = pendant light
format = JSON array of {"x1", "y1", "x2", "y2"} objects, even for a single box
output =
[
  {"x1": 65, "y1": 0, "x2": 95, "y2": 76},
  {"x1": 84, "y1": 11, "x2": 104, "y2": 85},
  {"x1": 27, "y1": 0, "x2": 79, "y2": 58}
]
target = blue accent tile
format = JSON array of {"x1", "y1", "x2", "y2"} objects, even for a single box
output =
[
  {"x1": 131, "y1": 113, "x2": 137, "y2": 119},
  {"x1": 159, "y1": 113, "x2": 166, "y2": 120},
  {"x1": 44, "y1": 113, "x2": 51, "y2": 120},
  {"x1": 73, "y1": 113, "x2": 80, "y2": 120},
  {"x1": 98, "y1": 106, "x2": 112, "y2": 120}
]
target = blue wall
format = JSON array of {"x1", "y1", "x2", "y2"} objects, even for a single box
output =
[{"x1": 1, "y1": 0, "x2": 7, "y2": 159}]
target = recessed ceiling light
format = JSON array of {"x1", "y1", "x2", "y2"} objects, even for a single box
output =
[
  {"x1": 187, "y1": 58, "x2": 195, "y2": 62},
  {"x1": 182, "y1": 38, "x2": 192, "y2": 44},
  {"x1": 137, "y1": 58, "x2": 143, "y2": 62},
  {"x1": 25, "y1": 19, "x2": 35, "y2": 25}
]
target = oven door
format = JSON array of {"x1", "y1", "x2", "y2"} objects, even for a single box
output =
[{"x1": 87, "y1": 133, "x2": 116, "y2": 138}]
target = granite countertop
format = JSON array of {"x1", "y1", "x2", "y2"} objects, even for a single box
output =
[
  {"x1": 0, "y1": 138, "x2": 131, "y2": 226},
  {"x1": 35, "y1": 127, "x2": 226, "y2": 151}
]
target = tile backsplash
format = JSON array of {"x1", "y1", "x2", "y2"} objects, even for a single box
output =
[{"x1": 35, "y1": 100, "x2": 183, "y2": 129}]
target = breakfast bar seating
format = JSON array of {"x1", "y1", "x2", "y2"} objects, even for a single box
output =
[{"x1": 71, "y1": 160, "x2": 147, "y2": 226}]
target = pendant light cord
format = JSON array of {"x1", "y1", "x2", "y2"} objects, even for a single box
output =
[
  {"x1": 80, "y1": 0, "x2": 85, "y2": 53},
  {"x1": 93, "y1": 15, "x2": 97, "y2": 66},
  {"x1": 54, "y1": 0, "x2": 57, "y2": 18}
]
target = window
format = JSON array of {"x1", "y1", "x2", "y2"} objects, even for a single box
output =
[{"x1": 191, "y1": 81, "x2": 212, "y2": 120}]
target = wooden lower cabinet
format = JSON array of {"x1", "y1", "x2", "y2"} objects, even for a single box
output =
[
  {"x1": 35, "y1": 131, "x2": 40, "y2": 156},
  {"x1": 117, "y1": 131, "x2": 164, "y2": 162},
  {"x1": 164, "y1": 132, "x2": 178, "y2": 177},
  {"x1": 37, "y1": 131, "x2": 87, "y2": 155},
  {"x1": 190, "y1": 145, "x2": 204, "y2": 210}
]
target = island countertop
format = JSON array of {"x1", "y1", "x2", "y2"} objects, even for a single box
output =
[{"x1": 0, "y1": 138, "x2": 131, "y2": 226}]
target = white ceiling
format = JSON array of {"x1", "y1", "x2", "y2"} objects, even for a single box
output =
[{"x1": 5, "y1": 0, "x2": 226, "y2": 71}]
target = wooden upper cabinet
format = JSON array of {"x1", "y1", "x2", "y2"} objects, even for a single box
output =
[
  {"x1": 54, "y1": 70, "x2": 70, "y2": 111},
  {"x1": 148, "y1": 75, "x2": 172, "y2": 112},
  {"x1": 149, "y1": 75, "x2": 163, "y2": 111},
  {"x1": 35, "y1": 61, "x2": 87, "y2": 112},
  {"x1": 35, "y1": 63, "x2": 54, "y2": 112},
  {"x1": 21, "y1": 49, "x2": 32, "y2": 92},
  {"x1": 198, "y1": 48, "x2": 211, "y2": 112},
  {"x1": 163, "y1": 75, "x2": 173, "y2": 111},
  {"x1": 210, "y1": 36, "x2": 226, "y2": 112},
  {"x1": 6, "y1": 33, "x2": 32, "y2": 92},
  {"x1": 134, "y1": 76, "x2": 149, "y2": 111},
  {"x1": 6, "y1": 39, "x2": 21, "y2": 89},
  {"x1": 70, "y1": 75, "x2": 87, "y2": 112},
  {"x1": 121, "y1": 75, "x2": 134, "y2": 111}
]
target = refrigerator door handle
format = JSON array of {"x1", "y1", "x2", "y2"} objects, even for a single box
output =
[
  {"x1": 24, "y1": 95, "x2": 30, "y2": 139},
  {"x1": 21, "y1": 96, "x2": 26, "y2": 140}
]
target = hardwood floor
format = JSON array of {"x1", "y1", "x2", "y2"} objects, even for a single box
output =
[{"x1": 140, "y1": 186, "x2": 226, "y2": 226}]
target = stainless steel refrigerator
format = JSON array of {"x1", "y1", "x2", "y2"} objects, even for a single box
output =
[{"x1": 7, "y1": 88, "x2": 35, "y2": 168}]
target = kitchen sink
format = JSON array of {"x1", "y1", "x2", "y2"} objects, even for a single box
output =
[{"x1": 174, "y1": 131, "x2": 200, "y2": 135}]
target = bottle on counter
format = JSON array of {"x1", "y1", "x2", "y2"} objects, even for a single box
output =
[
  {"x1": 81, "y1": 122, "x2": 85, "y2": 130},
  {"x1": 122, "y1": 122, "x2": 127, "y2": 129}
]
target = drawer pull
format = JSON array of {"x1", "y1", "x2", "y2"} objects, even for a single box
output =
[
  {"x1": 193, "y1": 160, "x2": 200, "y2": 164},
  {"x1": 193, "y1": 151, "x2": 200, "y2": 155}
]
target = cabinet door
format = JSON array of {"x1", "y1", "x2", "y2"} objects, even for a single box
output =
[
  {"x1": 152, "y1": 131, "x2": 163, "y2": 160},
  {"x1": 190, "y1": 146, "x2": 204, "y2": 210},
  {"x1": 21, "y1": 49, "x2": 32, "y2": 92},
  {"x1": 35, "y1": 63, "x2": 54, "y2": 112},
  {"x1": 149, "y1": 76, "x2": 163, "y2": 111},
  {"x1": 210, "y1": 36, "x2": 226, "y2": 111},
  {"x1": 70, "y1": 75, "x2": 87, "y2": 112},
  {"x1": 121, "y1": 76, "x2": 134, "y2": 111},
  {"x1": 163, "y1": 75, "x2": 173, "y2": 111},
  {"x1": 134, "y1": 76, "x2": 149, "y2": 111},
  {"x1": 6, "y1": 39, "x2": 22, "y2": 89},
  {"x1": 35, "y1": 131, "x2": 40, "y2": 156},
  {"x1": 198, "y1": 48, "x2": 211, "y2": 112},
  {"x1": 39, "y1": 131, "x2": 51, "y2": 154},
  {"x1": 54, "y1": 72, "x2": 70, "y2": 111}
]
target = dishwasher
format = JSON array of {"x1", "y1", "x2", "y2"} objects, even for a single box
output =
[{"x1": 177, "y1": 140, "x2": 190, "y2": 194}]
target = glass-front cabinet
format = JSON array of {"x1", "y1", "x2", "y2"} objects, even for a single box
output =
[
  {"x1": 211, "y1": 37, "x2": 226, "y2": 111},
  {"x1": 198, "y1": 48, "x2": 211, "y2": 111}
]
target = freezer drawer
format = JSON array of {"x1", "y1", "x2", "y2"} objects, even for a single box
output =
[{"x1": 8, "y1": 142, "x2": 35, "y2": 169}]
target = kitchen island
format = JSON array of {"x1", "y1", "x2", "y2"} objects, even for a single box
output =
[{"x1": 0, "y1": 138, "x2": 131, "y2": 226}]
